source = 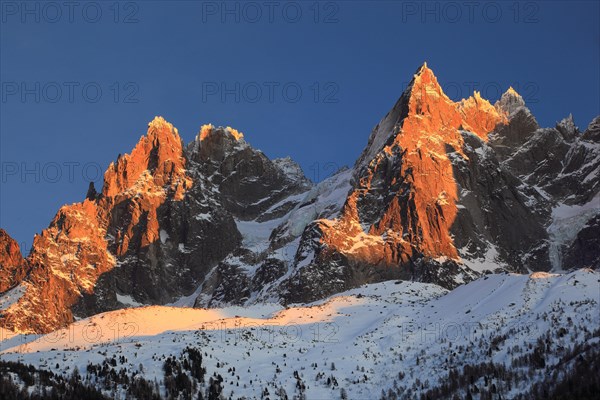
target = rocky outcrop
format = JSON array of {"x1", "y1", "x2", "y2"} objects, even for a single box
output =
[
  {"x1": 332, "y1": 65, "x2": 507, "y2": 260},
  {"x1": 564, "y1": 214, "x2": 600, "y2": 269},
  {"x1": 5, "y1": 200, "x2": 115, "y2": 332},
  {"x1": 0, "y1": 118, "x2": 200, "y2": 332},
  {"x1": 488, "y1": 109, "x2": 599, "y2": 271},
  {"x1": 189, "y1": 124, "x2": 311, "y2": 220},
  {"x1": 495, "y1": 86, "x2": 525, "y2": 115},
  {"x1": 0, "y1": 118, "x2": 314, "y2": 332},
  {"x1": 278, "y1": 64, "x2": 553, "y2": 303},
  {"x1": 278, "y1": 64, "x2": 600, "y2": 301},
  {"x1": 449, "y1": 131, "x2": 550, "y2": 271},
  {"x1": 85, "y1": 182, "x2": 98, "y2": 201},
  {"x1": 1, "y1": 64, "x2": 598, "y2": 333},
  {"x1": 493, "y1": 114, "x2": 599, "y2": 205},
  {"x1": 76, "y1": 120, "x2": 242, "y2": 317},
  {"x1": 0, "y1": 229, "x2": 26, "y2": 293},
  {"x1": 489, "y1": 89, "x2": 539, "y2": 161}
]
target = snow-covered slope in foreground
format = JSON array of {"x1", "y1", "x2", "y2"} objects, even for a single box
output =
[{"x1": 1, "y1": 269, "x2": 598, "y2": 399}]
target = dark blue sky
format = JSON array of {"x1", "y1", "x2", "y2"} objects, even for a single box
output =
[{"x1": 1, "y1": 0, "x2": 599, "y2": 250}]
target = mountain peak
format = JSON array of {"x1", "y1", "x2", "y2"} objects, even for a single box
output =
[
  {"x1": 148, "y1": 115, "x2": 171, "y2": 129},
  {"x1": 408, "y1": 62, "x2": 443, "y2": 94},
  {"x1": 403, "y1": 62, "x2": 453, "y2": 118},
  {"x1": 147, "y1": 116, "x2": 182, "y2": 144},
  {"x1": 495, "y1": 87, "x2": 526, "y2": 115},
  {"x1": 197, "y1": 124, "x2": 244, "y2": 142},
  {"x1": 191, "y1": 124, "x2": 249, "y2": 167},
  {"x1": 506, "y1": 86, "x2": 520, "y2": 97},
  {"x1": 556, "y1": 113, "x2": 579, "y2": 140},
  {"x1": 102, "y1": 117, "x2": 191, "y2": 197},
  {"x1": 355, "y1": 63, "x2": 505, "y2": 170},
  {"x1": 197, "y1": 124, "x2": 214, "y2": 141},
  {"x1": 414, "y1": 61, "x2": 431, "y2": 76}
]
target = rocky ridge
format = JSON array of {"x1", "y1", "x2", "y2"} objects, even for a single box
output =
[{"x1": 1, "y1": 64, "x2": 598, "y2": 334}]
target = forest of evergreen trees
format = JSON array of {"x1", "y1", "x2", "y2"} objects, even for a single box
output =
[
  {"x1": 381, "y1": 328, "x2": 600, "y2": 400},
  {"x1": 0, "y1": 346, "x2": 221, "y2": 400}
]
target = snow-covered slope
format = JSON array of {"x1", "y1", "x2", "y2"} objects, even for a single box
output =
[{"x1": 2, "y1": 269, "x2": 597, "y2": 399}]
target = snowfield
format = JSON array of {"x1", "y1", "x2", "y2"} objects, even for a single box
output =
[{"x1": 1, "y1": 269, "x2": 598, "y2": 399}]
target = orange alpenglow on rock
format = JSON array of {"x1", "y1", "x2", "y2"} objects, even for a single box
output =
[
  {"x1": 0, "y1": 65, "x2": 527, "y2": 333},
  {"x1": 0, "y1": 229, "x2": 26, "y2": 293},
  {"x1": 102, "y1": 116, "x2": 193, "y2": 254},
  {"x1": 103, "y1": 116, "x2": 192, "y2": 199},
  {"x1": 0, "y1": 117, "x2": 193, "y2": 333},
  {"x1": 197, "y1": 124, "x2": 244, "y2": 142},
  {"x1": 318, "y1": 63, "x2": 511, "y2": 265}
]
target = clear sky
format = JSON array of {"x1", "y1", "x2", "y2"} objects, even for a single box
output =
[{"x1": 1, "y1": 0, "x2": 599, "y2": 250}]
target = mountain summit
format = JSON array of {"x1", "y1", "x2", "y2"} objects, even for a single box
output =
[
  {"x1": 356, "y1": 63, "x2": 506, "y2": 170},
  {"x1": 1, "y1": 64, "x2": 598, "y2": 334}
]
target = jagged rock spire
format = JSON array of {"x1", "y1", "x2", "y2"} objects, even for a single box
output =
[
  {"x1": 356, "y1": 62, "x2": 506, "y2": 171},
  {"x1": 495, "y1": 86, "x2": 526, "y2": 115},
  {"x1": 86, "y1": 182, "x2": 98, "y2": 201},
  {"x1": 102, "y1": 116, "x2": 192, "y2": 199}
]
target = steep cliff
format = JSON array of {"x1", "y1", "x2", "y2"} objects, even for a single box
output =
[{"x1": 1, "y1": 64, "x2": 598, "y2": 334}]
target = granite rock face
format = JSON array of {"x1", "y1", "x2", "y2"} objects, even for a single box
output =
[
  {"x1": 0, "y1": 229, "x2": 26, "y2": 293},
  {"x1": 278, "y1": 65, "x2": 557, "y2": 303},
  {"x1": 1, "y1": 64, "x2": 598, "y2": 334}
]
